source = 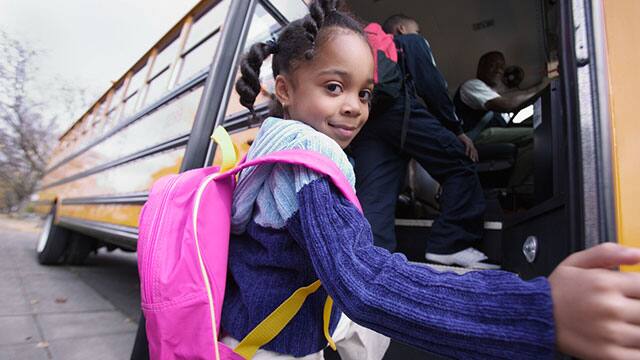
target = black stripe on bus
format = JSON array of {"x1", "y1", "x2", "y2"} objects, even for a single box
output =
[
  {"x1": 61, "y1": 193, "x2": 148, "y2": 206},
  {"x1": 58, "y1": 217, "x2": 138, "y2": 250},
  {"x1": 45, "y1": 69, "x2": 209, "y2": 175},
  {"x1": 183, "y1": 28, "x2": 221, "y2": 58},
  {"x1": 259, "y1": 0, "x2": 291, "y2": 26},
  {"x1": 39, "y1": 134, "x2": 189, "y2": 191}
]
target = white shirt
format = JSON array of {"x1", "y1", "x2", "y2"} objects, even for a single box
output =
[{"x1": 459, "y1": 79, "x2": 501, "y2": 110}]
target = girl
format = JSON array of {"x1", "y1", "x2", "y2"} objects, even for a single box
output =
[{"x1": 223, "y1": 0, "x2": 640, "y2": 359}]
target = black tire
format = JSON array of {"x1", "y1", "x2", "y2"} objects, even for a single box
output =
[
  {"x1": 36, "y1": 205, "x2": 70, "y2": 265},
  {"x1": 64, "y1": 234, "x2": 96, "y2": 265}
]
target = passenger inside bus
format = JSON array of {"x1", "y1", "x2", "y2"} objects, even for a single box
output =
[
  {"x1": 345, "y1": 1, "x2": 563, "y2": 267},
  {"x1": 454, "y1": 51, "x2": 551, "y2": 190},
  {"x1": 350, "y1": 14, "x2": 495, "y2": 269}
]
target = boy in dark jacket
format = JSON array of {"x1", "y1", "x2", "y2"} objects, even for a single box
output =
[{"x1": 350, "y1": 14, "x2": 494, "y2": 269}]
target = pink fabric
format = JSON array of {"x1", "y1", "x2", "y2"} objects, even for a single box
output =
[
  {"x1": 137, "y1": 149, "x2": 359, "y2": 360},
  {"x1": 364, "y1": 22, "x2": 398, "y2": 83}
]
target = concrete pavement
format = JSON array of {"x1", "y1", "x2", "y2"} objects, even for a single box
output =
[{"x1": 0, "y1": 215, "x2": 140, "y2": 360}]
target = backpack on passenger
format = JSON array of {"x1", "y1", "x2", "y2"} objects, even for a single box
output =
[
  {"x1": 137, "y1": 126, "x2": 362, "y2": 360},
  {"x1": 364, "y1": 22, "x2": 412, "y2": 148}
]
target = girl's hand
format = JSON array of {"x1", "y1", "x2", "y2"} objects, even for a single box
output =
[{"x1": 549, "y1": 243, "x2": 640, "y2": 359}]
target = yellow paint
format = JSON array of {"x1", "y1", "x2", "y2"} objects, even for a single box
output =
[
  {"x1": 31, "y1": 192, "x2": 56, "y2": 215},
  {"x1": 58, "y1": 204, "x2": 143, "y2": 228},
  {"x1": 150, "y1": 156, "x2": 183, "y2": 183},
  {"x1": 603, "y1": 0, "x2": 640, "y2": 271},
  {"x1": 33, "y1": 204, "x2": 52, "y2": 216}
]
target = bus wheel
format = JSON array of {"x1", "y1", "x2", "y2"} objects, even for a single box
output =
[
  {"x1": 36, "y1": 206, "x2": 70, "y2": 265},
  {"x1": 64, "y1": 234, "x2": 96, "y2": 265}
]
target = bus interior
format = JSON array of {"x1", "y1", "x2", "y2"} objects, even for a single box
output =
[
  {"x1": 329, "y1": 0, "x2": 576, "y2": 280},
  {"x1": 332, "y1": 1, "x2": 576, "y2": 357}
]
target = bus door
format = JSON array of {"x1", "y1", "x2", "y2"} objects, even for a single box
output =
[{"x1": 340, "y1": 0, "x2": 603, "y2": 280}]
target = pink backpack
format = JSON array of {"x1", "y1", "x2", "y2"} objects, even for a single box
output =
[
  {"x1": 364, "y1": 22, "x2": 398, "y2": 84},
  {"x1": 137, "y1": 128, "x2": 361, "y2": 360}
]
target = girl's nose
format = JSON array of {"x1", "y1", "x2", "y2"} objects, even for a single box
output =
[{"x1": 341, "y1": 95, "x2": 362, "y2": 117}]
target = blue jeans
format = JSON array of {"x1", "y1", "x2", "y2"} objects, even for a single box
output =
[{"x1": 350, "y1": 100, "x2": 485, "y2": 254}]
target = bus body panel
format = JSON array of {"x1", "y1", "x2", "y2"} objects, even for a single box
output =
[{"x1": 603, "y1": 0, "x2": 640, "y2": 270}]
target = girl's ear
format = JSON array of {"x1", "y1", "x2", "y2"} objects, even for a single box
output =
[{"x1": 274, "y1": 74, "x2": 292, "y2": 108}]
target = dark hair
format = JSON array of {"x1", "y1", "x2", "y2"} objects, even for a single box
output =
[
  {"x1": 235, "y1": 0, "x2": 365, "y2": 120},
  {"x1": 382, "y1": 14, "x2": 416, "y2": 34},
  {"x1": 476, "y1": 51, "x2": 505, "y2": 80}
]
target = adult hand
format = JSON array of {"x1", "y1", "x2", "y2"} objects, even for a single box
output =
[
  {"x1": 549, "y1": 243, "x2": 640, "y2": 360},
  {"x1": 457, "y1": 133, "x2": 478, "y2": 162}
]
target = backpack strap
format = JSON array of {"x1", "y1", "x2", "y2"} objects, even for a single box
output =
[
  {"x1": 233, "y1": 280, "x2": 331, "y2": 359},
  {"x1": 212, "y1": 126, "x2": 239, "y2": 172},
  {"x1": 396, "y1": 42, "x2": 412, "y2": 149}
]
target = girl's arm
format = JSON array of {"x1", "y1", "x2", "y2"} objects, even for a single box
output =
[
  {"x1": 287, "y1": 177, "x2": 555, "y2": 359},
  {"x1": 289, "y1": 176, "x2": 640, "y2": 360}
]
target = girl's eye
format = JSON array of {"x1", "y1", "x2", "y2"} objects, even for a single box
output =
[
  {"x1": 326, "y1": 83, "x2": 343, "y2": 94},
  {"x1": 359, "y1": 90, "x2": 373, "y2": 102}
]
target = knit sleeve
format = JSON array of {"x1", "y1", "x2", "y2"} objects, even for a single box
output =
[{"x1": 286, "y1": 177, "x2": 556, "y2": 360}]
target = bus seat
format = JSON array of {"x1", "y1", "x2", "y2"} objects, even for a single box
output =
[
  {"x1": 405, "y1": 159, "x2": 440, "y2": 211},
  {"x1": 402, "y1": 143, "x2": 517, "y2": 213}
]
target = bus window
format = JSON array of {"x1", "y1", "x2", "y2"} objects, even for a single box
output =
[
  {"x1": 121, "y1": 92, "x2": 139, "y2": 121},
  {"x1": 184, "y1": 0, "x2": 229, "y2": 50},
  {"x1": 78, "y1": 113, "x2": 93, "y2": 143},
  {"x1": 175, "y1": 1, "x2": 230, "y2": 85},
  {"x1": 223, "y1": 3, "x2": 282, "y2": 119},
  {"x1": 122, "y1": 70, "x2": 143, "y2": 119},
  {"x1": 108, "y1": 84, "x2": 125, "y2": 114},
  {"x1": 268, "y1": 0, "x2": 308, "y2": 22},
  {"x1": 121, "y1": 65, "x2": 147, "y2": 120},
  {"x1": 177, "y1": 31, "x2": 220, "y2": 83},
  {"x1": 102, "y1": 85, "x2": 125, "y2": 135},
  {"x1": 102, "y1": 106, "x2": 120, "y2": 135},
  {"x1": 87, "y1": 102, "x2": 105, "y2": 140},
  {"x1": 45, "y1": 86, "x2": 203, "y2": 181},
  {"x1": 143, "y1": 39, "x2": 180, "y2": 106}
]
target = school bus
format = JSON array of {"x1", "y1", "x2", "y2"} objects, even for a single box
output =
[{"x1": 31, "y1": 0, "x2": 639, "y2": 356}]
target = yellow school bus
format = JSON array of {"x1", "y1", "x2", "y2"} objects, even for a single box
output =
[
  {"x1": 32, "y1": 0, "x2": 638, "y2": 291},
  {"x1": 30, "y1": 0, "x2": 640, "y2": 356}
]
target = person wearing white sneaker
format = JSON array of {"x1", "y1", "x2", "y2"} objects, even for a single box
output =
[{"x1": 425, "y1": 247, "x2": 500, "y2": 270}]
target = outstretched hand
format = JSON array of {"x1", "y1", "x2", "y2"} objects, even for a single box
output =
[{"x1": 549, "y1": 243, "x2": 640, "y2": 359}]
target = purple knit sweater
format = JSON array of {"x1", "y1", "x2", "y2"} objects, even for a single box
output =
[{"x1": 220, "y1": 118, "x2": 556, "y2": 359}]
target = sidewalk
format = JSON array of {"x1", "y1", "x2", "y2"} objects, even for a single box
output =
[{"x1": 0, "y1": 215, "x2": 139, "y2": 360}]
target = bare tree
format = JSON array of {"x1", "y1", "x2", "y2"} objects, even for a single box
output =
[{"x1": 0, "y1": 32, "x2": 57, "y2": 212}]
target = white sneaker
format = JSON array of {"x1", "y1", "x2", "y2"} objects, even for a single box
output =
[{"x1": 425, "y1": 247, "x2": 500, "y2": 270}]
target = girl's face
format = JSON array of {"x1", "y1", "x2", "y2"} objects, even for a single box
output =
[{"x1": 275, "y1": 30, "x2": 374, "y2": 149}]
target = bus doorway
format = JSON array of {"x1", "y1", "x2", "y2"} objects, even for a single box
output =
[{"x1": 346, "y1": 0, "x2": 584, "y2": 280}]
